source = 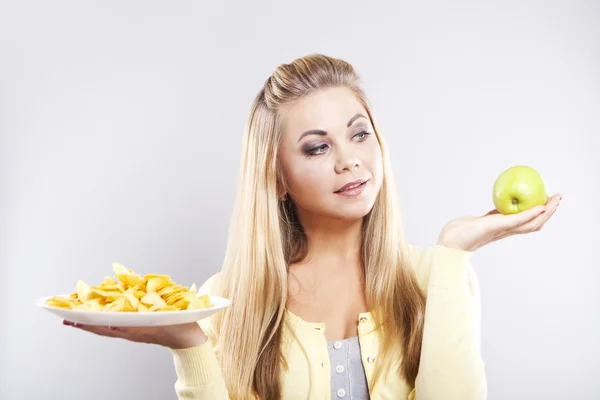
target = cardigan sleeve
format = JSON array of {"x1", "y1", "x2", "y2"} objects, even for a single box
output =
[
  {"x1": 170, "y1": 273, "x2": 231, "y2": 399},
  {"x1": 407, "y1": 244, "x2": 488, "y2": 400}
]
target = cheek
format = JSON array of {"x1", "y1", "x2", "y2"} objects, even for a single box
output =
[
  {"x1": 284, "y1": 159, "x2": 332, "y2": 199},
  {"x1": 373, "y1": 145, "x2": 384, "y2": 177},
  {"x1": 363, "y1": 138, "x2": 383, "y2": 177}
]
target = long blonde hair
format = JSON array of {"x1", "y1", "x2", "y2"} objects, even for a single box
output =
[{"x1": 212, "y1": 54, "x2": 426, "y2": 399}]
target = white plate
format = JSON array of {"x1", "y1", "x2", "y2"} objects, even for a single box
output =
[{"x1": 37, "y1": 294, "x2": 230, "y2": 327}]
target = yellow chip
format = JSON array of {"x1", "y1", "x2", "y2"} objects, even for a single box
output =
[
  {"x1": 172, "y1": 298, "x2": 191, "y2": 310},
  {"x1": 80, "y1": 298, "x2": 103, "y2": 311},
  {"x1": 122, "y1": 298, "x2": 137, "y2": 312},
  {"x1": 158, "y1": 284, "x2": 186, "y2": 297},
  {"x1": 46, "y1": 296, "x2": 78, "y2": 309},
  {"x1": 90, "y1": 287, "x2": 123, "y2": 300},
  {"x1": 140, "y1": 292, "x2": 166, "y2": 308},
  {"x1": 164, "y1": 292, "x2": 185, "y2": 305},
  {"x1": 101, "y1": 276, "x2": 117, "y2": 286},
  {"x1": 188, "y1": 294, "x2": 212, "y2": 310},
  {"x1": 94, "y1": 284, "x2": 123, "y2": 291},
  {"x1": 143, "y1": 273, "x2": 171, "y2": 281},
  {"x1": 102, "y1": 296, "x2": 127, "y2": 312},
  {"x1": 123, "y1": 288, "x2": 139, "y2": 309},
  {"x1": 76, "y1": 280, "x2": 93, "y2": 302},
  {"x1": 133, "y1": 290, "x2": 146, "y2": 299},
  {"x1": 116, "y1": 273, "x2": 144, "y2": 289},
  {"x1": 146, "y1": 277, "x2": 169, "y2": 293},
  {"x1": 112, "y1": 263, "x2": 130, "y2": 275}
]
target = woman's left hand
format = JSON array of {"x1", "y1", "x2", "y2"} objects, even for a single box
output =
[{"x1": 437, "y1": 194, "x2": 562, "y2": 252}]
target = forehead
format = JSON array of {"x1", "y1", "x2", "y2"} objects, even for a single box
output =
[{"x1": 280, "y1": 87, "x2": 367, "y2": 136}]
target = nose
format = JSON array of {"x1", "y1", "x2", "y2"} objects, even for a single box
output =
[{"x1": 334, "y1": 148, "x2": 361, "y2": 174}]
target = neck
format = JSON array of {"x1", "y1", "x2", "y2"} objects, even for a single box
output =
[{"x1": 296, "y1": 212, "x2": 364, "y2": 268}]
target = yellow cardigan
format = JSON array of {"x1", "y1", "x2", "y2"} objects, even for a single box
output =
[{"x1": 169, "y1": 245, "x2": 487, "y2": 399}]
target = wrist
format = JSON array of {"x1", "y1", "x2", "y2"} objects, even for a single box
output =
[
  {"x1": 436, "y1": 240, "x2": 464, "y2": 251},
  {"x1": 166, "y1": 324, "x2": 208, "y2": 350},
  {"x1": 437, "y1": 234, "x2": 480, "y2": 253},
  {"x1": 436, "y1": 235, "x2": 463, "y2": 251}
]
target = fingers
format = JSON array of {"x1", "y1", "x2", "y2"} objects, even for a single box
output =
[
  {"x1": 498, "y1": 205, "x2": 546, "y2": 229},
  {"x1": 62, "y1": 320, "x2": 152, "y2": 344},
  {"x1": 498, "y1": 194, "x2": 562, "y2": 230},
  {"x1": 63, "y1": 320, "x2": 126, "y2": 339},
  {"x1": 516, "y1": 198, "x2": 561, "y2": 233},
  {"x1": 509, "y1": 195, "x2": 561, "y2": 234}
]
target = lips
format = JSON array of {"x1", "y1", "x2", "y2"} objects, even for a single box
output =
[{"x1": 335, "y1": 179, "x2": 367, "y2": 193}]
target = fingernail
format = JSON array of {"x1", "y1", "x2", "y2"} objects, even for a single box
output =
[
  {"x1": 108, "y1": 326, "x2": 116, "y2": 330},
  {"x1": 63, "y1": 320, "x2": 73, "y2": 326},
  {"x1": 73, "y1": 323, "x2": 81, "y2": 328}
]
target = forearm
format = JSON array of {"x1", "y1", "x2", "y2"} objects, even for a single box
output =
[
  {"x1": 171, "y1": 342, "x2": 230, "y2": 399},
  {"x1": 413, "y1": 245, "x2": 487, "y2": 400}
]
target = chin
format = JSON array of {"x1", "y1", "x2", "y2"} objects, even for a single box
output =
[{"x1": 327, "y1": 199, "x2": 376, "y2": 221}]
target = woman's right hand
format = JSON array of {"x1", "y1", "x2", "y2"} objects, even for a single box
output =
[{"x1": 62, "y1": 319, "x2": 208, "y2": 349}]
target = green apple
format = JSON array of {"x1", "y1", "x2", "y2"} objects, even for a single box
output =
[{"x1": 492, "y1": 165, "x2": 549, "y2": 215}]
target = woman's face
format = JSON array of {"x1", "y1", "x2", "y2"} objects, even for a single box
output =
[{"x1": 278, "y1": 87, "x2": 383, "y2": 223}]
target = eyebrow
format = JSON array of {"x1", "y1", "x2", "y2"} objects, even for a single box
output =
[{"x1": 296, "y1": 113, "x2": 368, "y2": 143}]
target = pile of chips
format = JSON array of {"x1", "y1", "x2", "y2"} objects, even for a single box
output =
[{"x1": 45, "y1": 263, "x2": 212, "y2": 312}]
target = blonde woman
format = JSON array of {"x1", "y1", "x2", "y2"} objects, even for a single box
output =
[{"x1": 65, "y1": 54, "x2": 562, "y2": 399}]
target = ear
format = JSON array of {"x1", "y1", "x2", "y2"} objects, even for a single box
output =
[{"x1": 276, "y1": 167, "x2": 288, "y2": 201}]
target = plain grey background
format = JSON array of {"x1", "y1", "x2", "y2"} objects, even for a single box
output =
[{"x1": 1, "y1": 0, "x2": 598, "y2": 399}]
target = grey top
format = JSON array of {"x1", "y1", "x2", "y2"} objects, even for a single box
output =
[{"x1": 327, "y1": 336, "x2": 370, "y2": 399}]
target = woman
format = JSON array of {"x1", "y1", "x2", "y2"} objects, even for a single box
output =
[{"x1": 64, "y1": 54, "x2": 561, "y2": 399}]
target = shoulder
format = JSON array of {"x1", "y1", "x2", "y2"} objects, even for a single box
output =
[{"x1": 197, "y1": 272, "x2": 223, "y2": 295}]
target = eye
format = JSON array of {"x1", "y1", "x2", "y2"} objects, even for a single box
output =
[
  {"x1": 354, "y1": 130, "x2": 371, "y2": 140},
  {"x1": 306, "y1": 143, "x2": 329, "y2": 156}
]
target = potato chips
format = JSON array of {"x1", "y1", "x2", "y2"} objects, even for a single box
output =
[{"x1": 45, "y1": 263, "x2": 212, "y2": 312}]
